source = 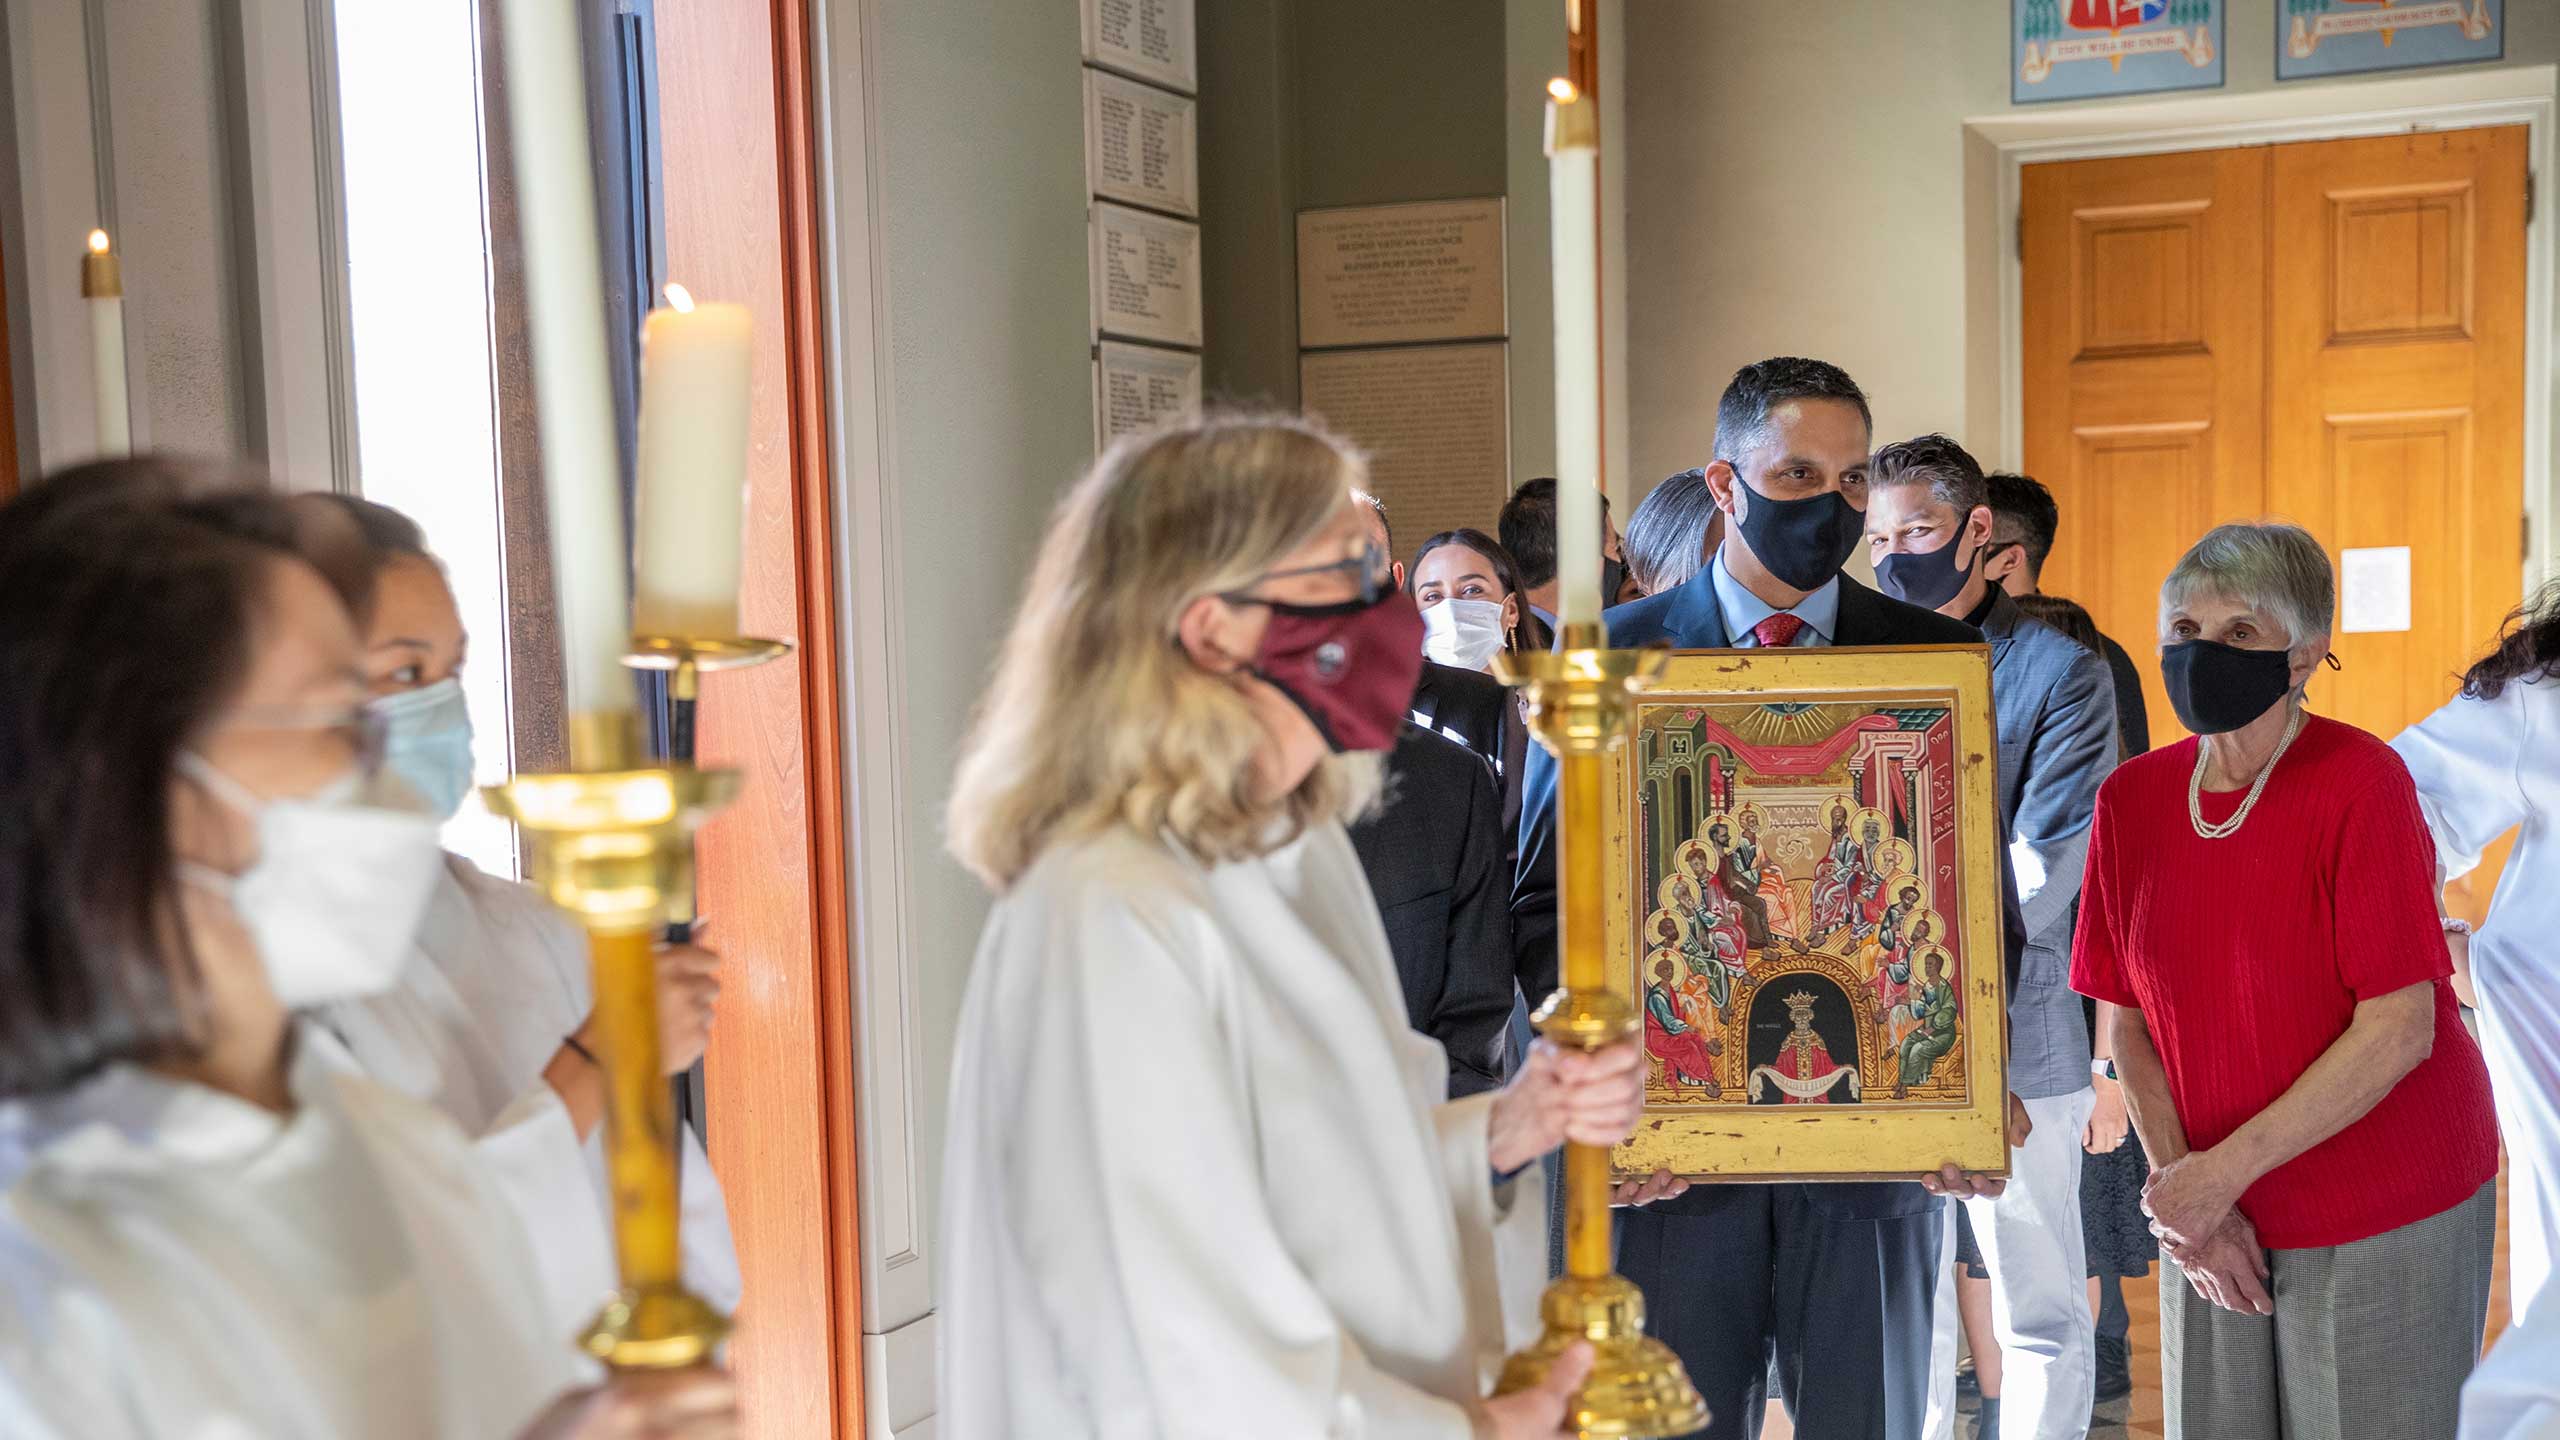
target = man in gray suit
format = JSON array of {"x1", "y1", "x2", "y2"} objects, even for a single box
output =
[{"x1": 1867, "y1": 434, "x2": 2117, "y2": 1440}]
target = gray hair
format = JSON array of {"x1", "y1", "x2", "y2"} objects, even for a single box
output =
[
  {"x1": 1623, "y1": 468, "x2": 1719, "y2": 595},
  {"x1": 2159, "y1": 522, "x2": 2334, "y2": 657}
]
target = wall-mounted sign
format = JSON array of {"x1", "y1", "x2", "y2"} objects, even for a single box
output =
[
  {"x1": 1090, "y1": 203, "x2": 1202, "y2": 349},
  {"x1": 1095, "y1": 341, "x2": 1202, "y2": 444},
  {"x1": 1081, "y1": 0, "x2": 1195, "y2": 94},
  {"x1": 2013, "y1": 0, "x2": 2225, "y2": 105},
  {"x1": 2340, "y1": 545, "x2": 2415, "y2": 634},
  {"x1": 1296, "y1": 198, "x2": 1508, "y2": 350},
  {"x1": 2278, "y1": 0, "x2": 2500, "y2": 82},
  {"x1": 1300, "y1": 342, "x2": 1511, "y2": 550},
  {"x1": 1084, "y1": 68, "x2": 1196, "y2": 219}
]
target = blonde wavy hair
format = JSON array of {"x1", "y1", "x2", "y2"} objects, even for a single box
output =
[{"x1": 947, "y1": 412, "x2": 1385, "y2": 891}]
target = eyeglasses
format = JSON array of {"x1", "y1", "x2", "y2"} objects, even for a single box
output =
[
  {"x1": 211, "y1": 703, "x2": 390, "y2": 776},
  {"x1": 1226, "y1": 539, "x2": 1396, "y2": 609}
]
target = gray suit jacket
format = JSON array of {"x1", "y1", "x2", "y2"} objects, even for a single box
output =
[{"x1": 1978, "y1": 589, "x2": 2118, "y2": 1099}]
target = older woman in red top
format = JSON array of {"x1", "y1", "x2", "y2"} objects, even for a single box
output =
[{"x1": 2071, "y1": 523, "x2": 2498, "y2": 1440}]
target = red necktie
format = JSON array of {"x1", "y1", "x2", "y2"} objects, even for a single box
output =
[{"x1": 1751, "y1": 613, "x2": 1806, "y2": 649}]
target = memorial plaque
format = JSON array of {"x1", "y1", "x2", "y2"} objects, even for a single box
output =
[
  {"x1": 1084, "y1": 68, "x2": 1197, "y2": 218},
  {"x1": 1081, "y1": 0, "x2": 1196, "y2": 94},
  {"x1": 1096, "y1": 341, "x2": 1202, "y2": 444},
  {"x1": 1090, "y1": 203, "x2": 1202, "y2": 348},
  {"x1": 1297, "y1": 198, "x2": 1507, "y2": 350},
  {"x1": 1299, "y1": 342, "x2": 1510, "y2": 551}
]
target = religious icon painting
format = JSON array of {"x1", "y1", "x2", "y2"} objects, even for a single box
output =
[
  {"x1": 2013, "y1": 0, "x2": 2225, "y2": 105},
  {"x1": 1609, "y1": 645, "x2": 2010, "y2": 1182},
  {"x1": 2276, "y1": 0, "x2": 2500, "y2": 81}
]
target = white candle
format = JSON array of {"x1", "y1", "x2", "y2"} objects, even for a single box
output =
[
  {"x1": 632, "y1": 284, "x2": 753, "y2": 640},
  {"x1": 1546, "y1": 81, "x2": 1603, "y2": 630},
  {"x1": 81, "y1": 230, "x2": 129, "y2": 457},
  {"x1": 495, "y1": 0, "x2": 632, "y2": 723}
]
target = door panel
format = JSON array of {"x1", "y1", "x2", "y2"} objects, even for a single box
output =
[
  {"x1": 2024, "y1": 126, "x2": 2528, "y2": 928},
  {"x1": 2266, "y1": 127, "x2": 2526, "y2": 927},
  {"x1": 2023, "y1": 146, "x2": 2266, "y2": 740}
]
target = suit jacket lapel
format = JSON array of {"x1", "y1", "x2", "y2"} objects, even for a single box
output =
[
  {"x1": 1665, "y1": 565, "x2": 1732, "y2": 648},
  {"x1": 1832, "y1": 575, "x2": 1894, "y2": 646},
  {"x1": 1976, "y1": 589, "x2": 2022, "y2": 669}
]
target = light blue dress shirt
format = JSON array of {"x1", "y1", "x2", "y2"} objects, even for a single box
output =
[{"x1": 1708, "y1": 553, "x2": 1840, "y2": 648}]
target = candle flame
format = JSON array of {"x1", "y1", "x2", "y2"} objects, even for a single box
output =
[
  {"x1": 86, "y1": 229, "x2": 110, "y2": 255},
  {"x1": 662, "y1": 282, "x2": 695, "y2": 314},
  {"x1": 1547, "y1": 77, "x2": 1578, "y2": 103}
]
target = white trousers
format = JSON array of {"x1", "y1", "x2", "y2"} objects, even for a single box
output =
[{"x1": 1925, "y1": 1087, "x2": 2098, "y2": 1440}]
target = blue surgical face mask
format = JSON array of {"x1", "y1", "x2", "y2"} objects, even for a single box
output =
[{"x1": 371, "y1": 678, "x2": 476, "y2": 821}]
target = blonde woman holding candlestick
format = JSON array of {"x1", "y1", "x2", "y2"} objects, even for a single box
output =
[
  {"x1": 942, "y1": 413, "x2": 1668, "y2": 1439},
  {"x1": 312, "y1": 494, "x2": 742, "y2": 1342},
  {"x1": 0, "y1": 462, "x2": 734, "y2": 1440}
]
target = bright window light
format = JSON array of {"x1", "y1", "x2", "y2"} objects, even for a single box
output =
[{"x1": 334, "y1": 0, "x2": 516, "y2": 877}]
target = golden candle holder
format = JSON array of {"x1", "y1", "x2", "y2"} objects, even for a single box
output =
[
  {"x1": 482, "y1": 711, "x2": 739, "y2": 1369},
  {"x1": 1491, "y1": 623, "x2": 1707, "y2": 1439}
]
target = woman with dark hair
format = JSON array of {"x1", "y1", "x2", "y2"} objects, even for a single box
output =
[
  {"x1": 2389, "y1": 582, "x2": 2560, "y2": 1438},
  {"x1": 1410, "y1": 526, "x2": 1548, "y2": 667},
  {"x1": 1621, "y1": 468, "x2": 1723, "y2": 598},
  {"x1": 0, "y1": 463, "x2": 733, "y2": 1439},
  {"x1": 309, "y1": 494, "x2": 740, "y2": 1340}
]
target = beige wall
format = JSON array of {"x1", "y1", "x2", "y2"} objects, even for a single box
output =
[{"x1": 1623, "y1": 1, "x2": 2560, "y2": 508}]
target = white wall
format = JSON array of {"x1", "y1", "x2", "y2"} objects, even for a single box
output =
[
  {"x1": 1623, "y1": 0, "x2": 2560, "y2": 515},
  {"x1": 815, "y1": 0, "x2": 1093, "y2": 1433}
]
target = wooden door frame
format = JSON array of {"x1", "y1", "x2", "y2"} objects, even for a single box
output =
[{"x1": 1968, "y1": 64, "x2": 2557, "y2": 589}]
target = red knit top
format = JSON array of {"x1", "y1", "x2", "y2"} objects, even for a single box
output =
[{"x1": 2071, "y1": 715, "x2": 2498, "y2": 1249}]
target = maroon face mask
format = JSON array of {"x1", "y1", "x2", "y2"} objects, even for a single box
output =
[{"x1": 1244, "y1": 589, "x2": 1427, "y2": 753}]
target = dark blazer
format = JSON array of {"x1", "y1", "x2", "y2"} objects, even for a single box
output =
[
  {"x1": 1412, "y1": 657, "x2": 1533, "y2": 866},
  {"x1": 1510, "y1": 570, "x2": 2024, "y2": 1221},
  {"x1": 2094, "y1": 627, "x2": 2152, "y2": 756},
  {"x1": 1349, "y1": 723, "x2": 1514, "y2": 1097}
]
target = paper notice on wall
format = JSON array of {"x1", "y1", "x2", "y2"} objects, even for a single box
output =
[
  {"x1": 1085, "y1": 68, "x2": 1196, "y2": 218},
  {"x1": 2339, "y1": 546, "x2": 2413, "y2": 634},
  {"x1": 1300, "y1": 343, "x2": 1511, "y2": 551},
  {"x1": 1096, "y1": 341, "x2": 1201, "y2": 445},
  {"x1": 1090, "y1": 203, "x2": 1202, "y2": 347},
  {"x1": 1081, "y1": 0, "x2": 1195, "y2": 93}
]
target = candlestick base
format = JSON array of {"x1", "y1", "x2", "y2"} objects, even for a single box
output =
[
  {"x1": 623, "y1": 633, "x2": 795, "y2": 676},
  {"x1": 578, "y1": 1285, "x2": 732, "y2": 1371},
  {"x1": 1496, "y1": 1274, "x2": 1709, "y2": 1439}
]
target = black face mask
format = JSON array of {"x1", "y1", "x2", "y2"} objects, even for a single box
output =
[
  {"x1": 1601, "y1": 553, "x2": 1629, "y2": 606},
  {"x1": 1875, "y1": 530, "x2": 1980, "y2": 611},
  {"x1": 2161, "y1": 639, "x2": 2294, "y2": 735},
  {"x1": 1731, "y1": 471, "x2": 1863, "y2": 591}
]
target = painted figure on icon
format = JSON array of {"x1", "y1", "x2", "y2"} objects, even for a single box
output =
[
  {"x1": 1733, "y1": 805, "x2": 1802, "y2": 939},
  {"x1": 1893, "y1": 948, "x2": 1959, "y2": 1099},
  {"x1": 1647, "y1": 954, "x2": 1723, "y2": 1093},
  {"x1": 1747, "y1": 986, "x2": 1860, "y2": 1105},
  {"x1": 1807, "y1": 802, "x2": 1863, "y2": 939}
]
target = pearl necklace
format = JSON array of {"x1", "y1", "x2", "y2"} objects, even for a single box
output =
[{"x1": 2187, "y1": 707, "x2": 2307, "y2": 841}]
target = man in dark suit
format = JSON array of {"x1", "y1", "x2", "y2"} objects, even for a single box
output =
[
  {"x1": 1983, "y1": 471, "x2": 2151, "y2": 758},
  {"x1": 1348, "y1": 722, "x2": 1515, "y2": 1097},
  {"x1": 1512, "y1": 358, "x2": 2024, "y2": 1440}
]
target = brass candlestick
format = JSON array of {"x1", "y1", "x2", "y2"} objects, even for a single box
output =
[
  {"x1": 622, "y1": 634, "x2": 793, "y2": 930},
  {"x1": 1492, "y1": 622, "x2": 1707, "y2": 1439},
  {"x1": 482, "y1": 710, "x2": 737, "y2": 1370}
]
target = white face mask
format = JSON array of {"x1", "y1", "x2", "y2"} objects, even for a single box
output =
[
  {"x1": 175, "y1": 754, "x2": 445, "y2": 1008},
  {"x1": 1421, "y1": 597, "x2": 1508, "y2": 672},
  {"x1": 372, "y1": 677, "x2": 476, "y2": 821}
]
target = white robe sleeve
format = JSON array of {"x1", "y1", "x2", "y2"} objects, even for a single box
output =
[
  {"x1": 1430, "y1": 1092, "x2": 1547, "y2": 1362},
  {"x1": 2392, "y1": 687, "x2": 2532, "y2": 881},
  {"x1": 1006, "y1": 887, "x2": 1485, "y2": 1439}
]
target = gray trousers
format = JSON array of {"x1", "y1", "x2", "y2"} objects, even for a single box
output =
[{"x1": 2161, "y1": 1182, "x2": 2497, "y2": 1440}]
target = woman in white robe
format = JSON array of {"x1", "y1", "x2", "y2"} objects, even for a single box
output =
[
  {"x1": 311, "y1": 496, "x2": 739, "y2": 1336},
  {"x1": 0, "y1": 463, "x2": 733, "y2": 1438},
  {"x1": 2389, "y1": 583, "x2": 2560, "y2": 1437},
  {"x1": 940, "y1": 414, "x2": 1665, "y2": 1438}
]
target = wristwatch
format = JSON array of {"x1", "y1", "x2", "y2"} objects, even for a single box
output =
[{"x1": 2090, "y1": 1057, "x2": 2118, "y2": 1082}]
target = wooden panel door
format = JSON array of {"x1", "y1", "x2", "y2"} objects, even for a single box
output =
[
  {"x1": 2022, "y1": 147, "x2": 2268, "y2": 739},
  {"x1": 2268, "y1": 127, "x2": 2528, "y2": 928}
]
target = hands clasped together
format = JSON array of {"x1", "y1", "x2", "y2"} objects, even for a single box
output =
[{"x1": 2143, "y1": 1149, "x2": 2273, "y2": 1316}]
